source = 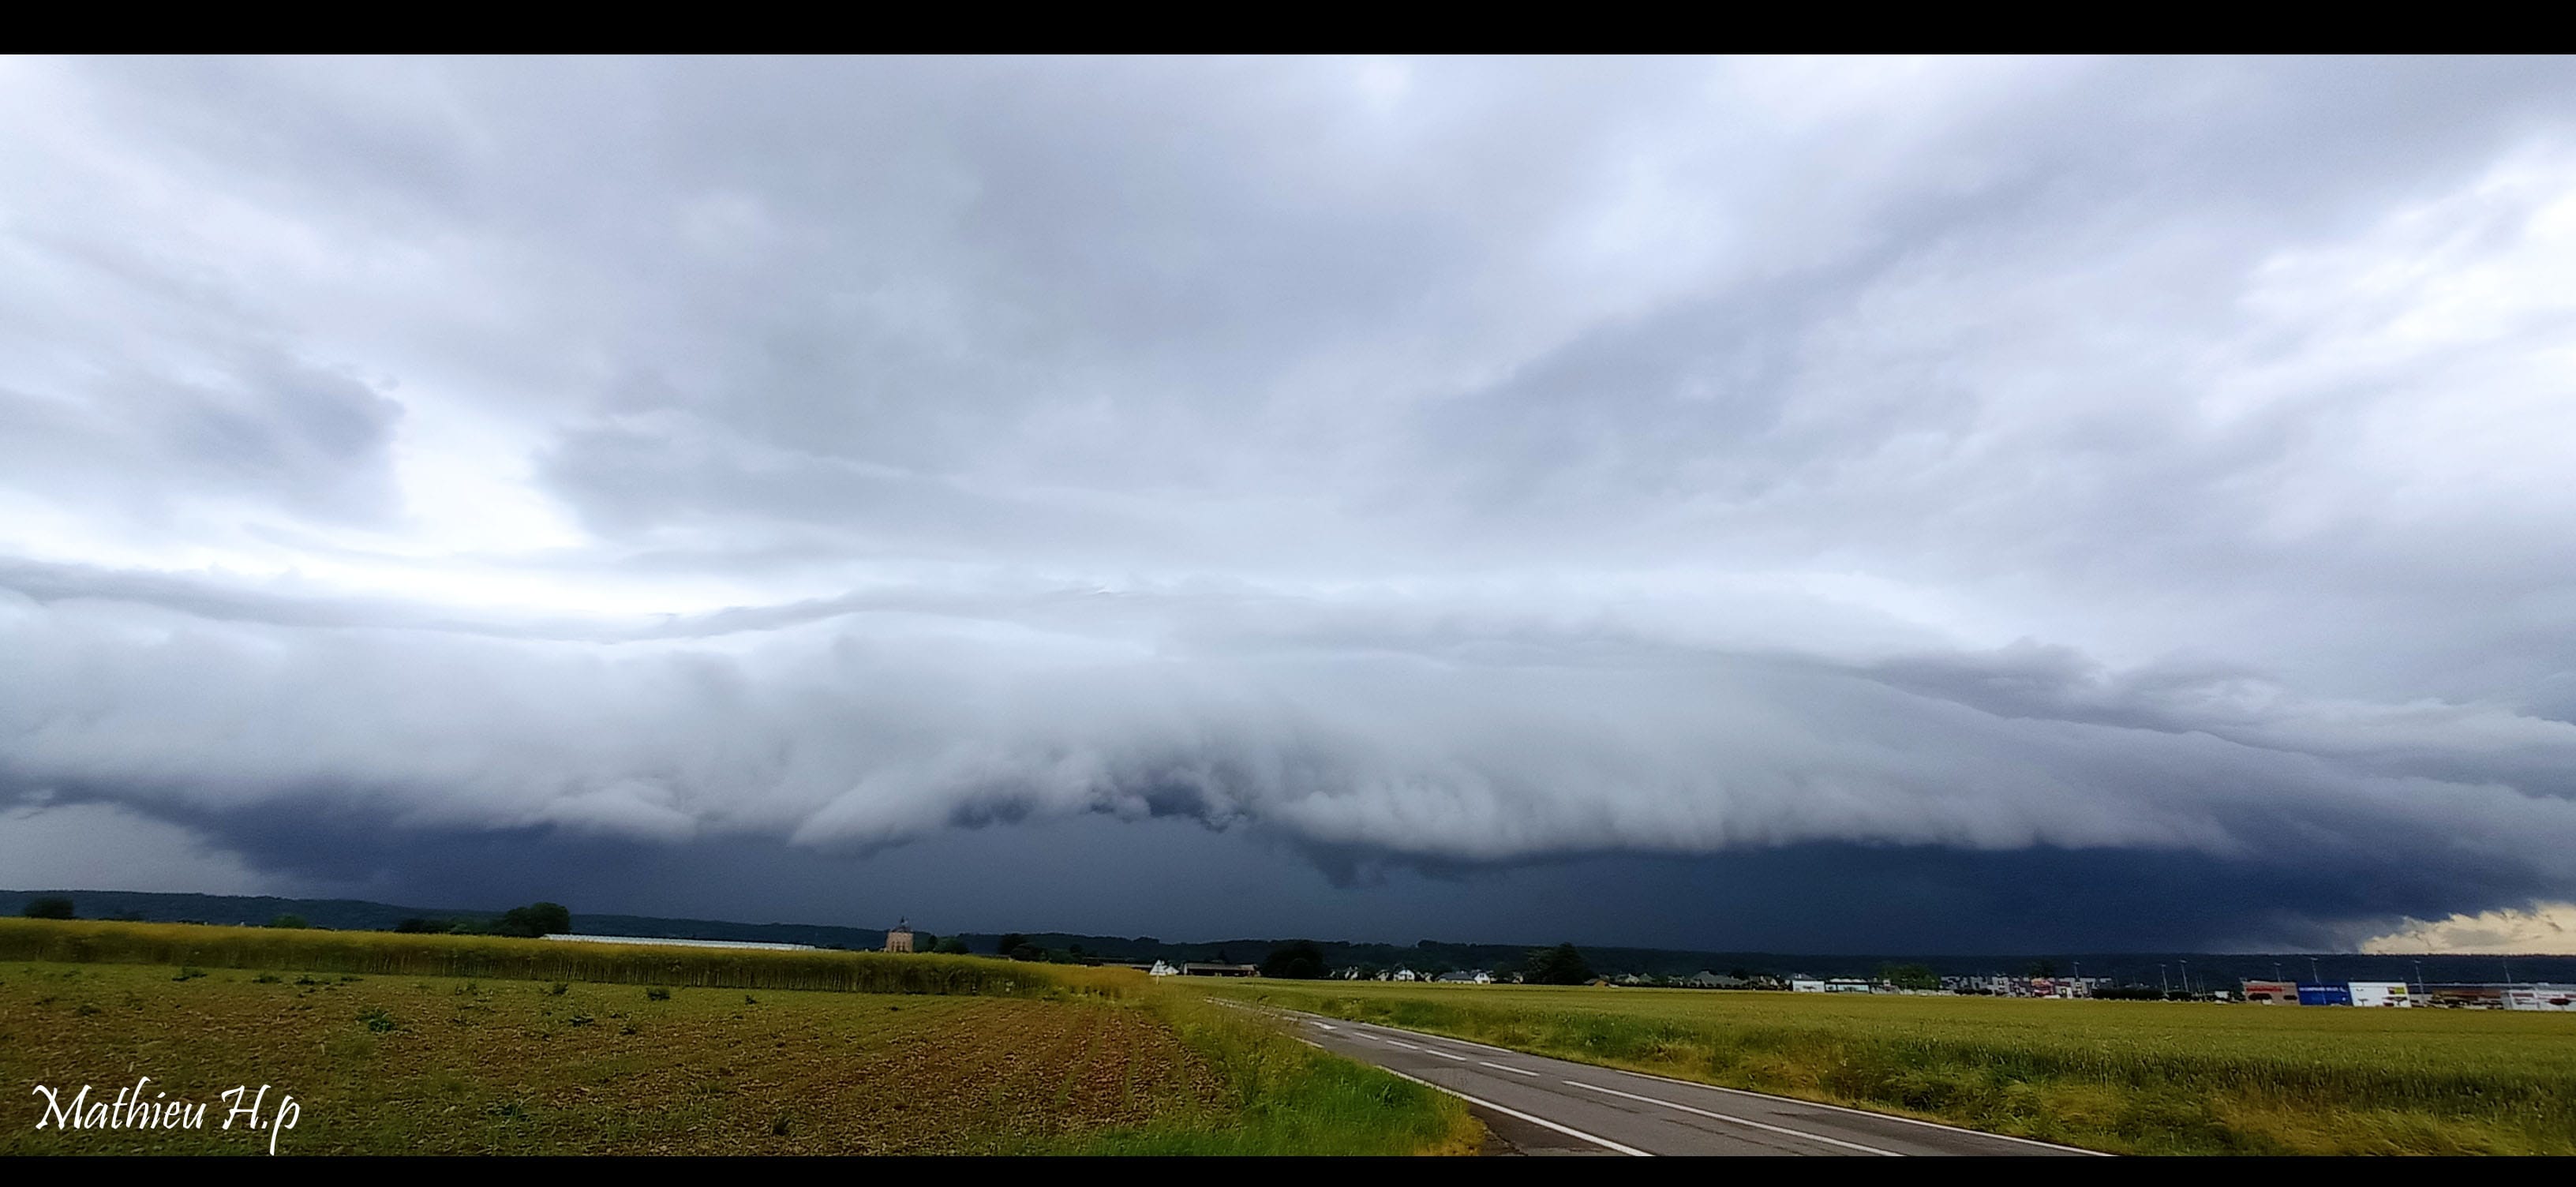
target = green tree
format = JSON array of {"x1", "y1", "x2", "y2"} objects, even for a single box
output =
[
  {"x1": 21, "y1": 897, "x2": 74, "y2": 920},
  {"x1": 2025, "y1": 959, "x2": 2061, "y2": 979},
  {"x1": 1260, "y1": 939, "x2": 1329, "y2": 979},
  {"x1": 995, "y1": 933, "x2": 1028, "y2": 957},
  {"x1": 933, "y1": 937, "x2": 970, "y2": 955},
  {"x1": 912, "y1": 931, "x2": 940, "y2": 952},
  {"x1": 268, "y1": 913, "x2": 310, "y2": 929},
  {"x1": 496, "y1": 902, "x2": 572, "y2": 938},
  {"x1": 1525, "y1": 943, "x2": 1596, "y2": 986}
]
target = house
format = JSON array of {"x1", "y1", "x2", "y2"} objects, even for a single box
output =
[
  {"x1": 1148, "y1": 960, "x2": 1181, "y2": 977},
  {"x1": 1181, "y1": 962, "x2": 1258, "y2": 977},
  {"x1": 1391, "y1": 968, "x2": 1418, "y2": 982},
  {"x1": 2241, "y1": 979, "x2": 2300, "y2": 1004},
  {"x1": 1432, "y1": 970, "x2": 1494, "y2": 984},
  {"x1": 2349, "y1": 981, "x2": 2413, "y2": 1008},
  {"x1": 1687, "y1": 971, "x2": 1751, "y2": 989},
  {"x1": 1790, "y1": 978, "x2": 1827, "y2": 993}
]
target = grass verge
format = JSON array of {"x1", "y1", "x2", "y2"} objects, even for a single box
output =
[{"x1": 1036, "y1": 988, "x2": 1477, "y2": 1155}]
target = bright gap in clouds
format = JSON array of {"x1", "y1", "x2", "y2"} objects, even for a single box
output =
[{"x1": 2362, "y1": 903, "x2": 2576, "y2": 956}]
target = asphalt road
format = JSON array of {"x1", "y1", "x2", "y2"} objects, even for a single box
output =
[{"x1": 1284, "y1": 1012, "x2": 2106, "y2": 1157}]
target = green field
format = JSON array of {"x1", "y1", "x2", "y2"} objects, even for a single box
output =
[
  {"x1": 1210, "y1": 979, "x2": 2576, "y2": 1155},
  {"x1": 0, "y1": 920, "x2": 1473, "y2": 1155}
]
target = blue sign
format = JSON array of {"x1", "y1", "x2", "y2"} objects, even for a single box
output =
[{"x1": 2297, "y1": 983, "x2": 2352, "y2": 1005}]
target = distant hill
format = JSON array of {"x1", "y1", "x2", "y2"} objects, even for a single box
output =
[{"x1": 8, "y1": 888, "x2": 2570, "y2": 987}]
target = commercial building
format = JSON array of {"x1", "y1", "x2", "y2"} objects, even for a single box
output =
[{"x1": 2504, "y1": 984, "x2": 2576, "y2": 1011}]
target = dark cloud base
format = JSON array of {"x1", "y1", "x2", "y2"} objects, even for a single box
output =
[{"x1": 36, "y1": 791, "x2": 2525, "y2": 953}]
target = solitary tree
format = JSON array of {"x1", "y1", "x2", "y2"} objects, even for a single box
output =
[
  {"x1": 995, "y1": 933, "x2": 1029, "y2": 957},
  {"x1": 268, "y1": 913, "x2": 310, "y2": 930},
  {"x1": 1260, "y1": 940, "x2": 1329, "y2": 980},
  {"x1": 1524, "y1": 943, "x2": 1596, "y2": 986},
  {"x1": 21, "y1": 897, "x2": 74, "y2": 920},
  {"x1": 496, "y1": 902, "x2": 571, "y2": 938}
]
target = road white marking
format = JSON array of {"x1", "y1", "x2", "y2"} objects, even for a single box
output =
[
  {"x1": 1371, "y1": 1067, "x2": 1651, "y2": 1157},
  {"x1": 1420, "y1": 1047, "x2": 1470, "y2": 1060},
  {"x1": 1602, "y1": 1069, "x2": 2111, "y2": 1156},
  {"x1": 1481, "y1": 1061, "x2": 1540, "y2": 1077},
  {"x1": 1380, "y1": 1039, "x2": 1422, "y2": 1050},
  {"x1": 1563, "y1": 1080, "x2": 1903, "y2": 1156},
  {"x1": 1312, "y1": 1021, "x2": 1338, "y2": 1031}
]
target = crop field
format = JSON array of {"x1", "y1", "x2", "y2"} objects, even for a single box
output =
[
  {"x1": 1211, "y1": 979, "x2": 2576, "y2": 1156},
  {"x1": 0, "y1": 918, "x2": 1043, "y2": 998},
  {"x1": 0, "y1": 921, "x2": 1473, "y2": 1156}
]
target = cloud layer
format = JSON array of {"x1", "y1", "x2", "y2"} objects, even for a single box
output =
[{"x1": 5, "y1": 56, "x2": 2575, "y2": 948}]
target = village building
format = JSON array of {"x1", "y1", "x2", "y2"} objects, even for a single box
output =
[{"x1": 1181, "y1": 962, "x2": 1258, "y2": 976}]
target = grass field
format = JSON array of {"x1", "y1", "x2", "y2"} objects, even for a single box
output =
[
  {"x1": 1209, "y1": 979, "x2": 2576, "y2": 1155},
  {"x1": 0, "y1": 920, "x2": 1473, "y2": 1155}
]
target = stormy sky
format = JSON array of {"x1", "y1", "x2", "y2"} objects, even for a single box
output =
[{"x1": 5, "y1": 55, "x2": 2576, "y2": 953}]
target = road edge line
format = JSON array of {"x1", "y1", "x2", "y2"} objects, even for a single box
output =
[
  {"x1": 1366, "y1": 1063, "x2": 1653, "y2": 1157},
  {"x1": 1262, "y1": 1002, "x2": 2111, "y2": 1158}
]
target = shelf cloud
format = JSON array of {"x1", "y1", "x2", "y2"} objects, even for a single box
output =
[{"x1": 5, "y1": 56, "x2": 2575, "y2": 949}]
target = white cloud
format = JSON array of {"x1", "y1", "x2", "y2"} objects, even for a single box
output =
[
  {"x1": 2361, "y1": 902, "x2": 2576, "y2": 955},
  {"x1": 0, "y1": 801, "x2": 290, "y2": 897}
]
